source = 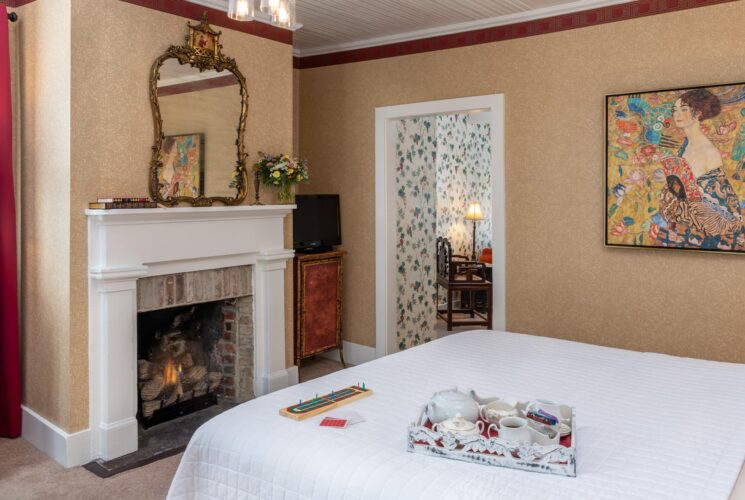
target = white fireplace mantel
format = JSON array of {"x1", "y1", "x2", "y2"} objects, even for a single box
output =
[{"x1": 81, "y1": 205, "x2": 297, "y2": 463}]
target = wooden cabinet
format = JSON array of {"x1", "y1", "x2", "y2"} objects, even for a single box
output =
[{"x1": 293, "y1": 251, "x2": 345, "y2": 366}]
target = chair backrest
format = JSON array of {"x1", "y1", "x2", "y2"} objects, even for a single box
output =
[
  {"x1": 436, "y1": 237, "x2": 453, "y2": 281},
  {"x1": 437, "y1": 236, "x2": 487, "y2": 283}
]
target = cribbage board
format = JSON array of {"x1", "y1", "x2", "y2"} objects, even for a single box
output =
[{"x1": 279, "y1": 384, "x2": 373, "y2": 421}]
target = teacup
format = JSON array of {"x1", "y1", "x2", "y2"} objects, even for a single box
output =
[
  {"x1": 480, "y1": 398, "x2": 519, "y2": 424},
  {"x1": 497, "y1": 416, "x2": 531, "y2": 443}
]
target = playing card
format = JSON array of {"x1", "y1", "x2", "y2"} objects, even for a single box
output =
[{"x1": 319, "y1": 417, "x2": 348, "y2": 428}]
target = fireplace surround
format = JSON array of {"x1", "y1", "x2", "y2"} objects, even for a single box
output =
[{"x1": 82, "y1": 205, "x2": 296, "y2": 463}]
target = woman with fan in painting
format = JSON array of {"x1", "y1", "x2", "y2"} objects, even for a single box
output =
[{"x1": 654, "y1": 88, "x2": 744, "y2": 250}]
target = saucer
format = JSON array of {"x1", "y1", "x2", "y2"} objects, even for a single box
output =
[{"x1": 559, "y1": 422, "x2": 571, "y2": 437}]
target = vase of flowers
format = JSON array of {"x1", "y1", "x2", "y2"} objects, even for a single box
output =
[{"x1": 254, "y1": 152, "x2": 309, "y2": 204}]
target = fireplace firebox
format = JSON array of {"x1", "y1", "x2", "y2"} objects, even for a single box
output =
[{"x1": 137, "y1": 301, "x2": 225, "y2": 428}]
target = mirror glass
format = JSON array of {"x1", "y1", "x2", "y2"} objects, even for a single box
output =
[{"x1": 156, "y1": 58, "x2": 241, "y2": 200}]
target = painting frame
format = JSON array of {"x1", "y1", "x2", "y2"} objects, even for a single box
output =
[
  {"x1": 605, "y1": 80, "x2": 745, "y2": 255},
  {"x1": 159, "y1": 133, "x2": 205, "y2": 200}
]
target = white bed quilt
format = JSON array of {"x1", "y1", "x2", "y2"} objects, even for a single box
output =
[{"x1": 167, "y1": 330, "x2": 745, "y2": 500}]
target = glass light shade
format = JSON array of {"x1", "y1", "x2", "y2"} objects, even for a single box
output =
[
  {"x1": 260, "y1": 0, "x2": 279, "y2": 15},
  {"x1": 228, "y1": 0, "x2": 255, "y2": 21},
  {"x1": 286, "y1": 0, "x2": 298, "y2": 28},
  {"x1": 465, "y1": 202, "x2": 485, "y2": 221},
  {"x1": 276, "y1": 0, "x2": 291, "y2": 26}
]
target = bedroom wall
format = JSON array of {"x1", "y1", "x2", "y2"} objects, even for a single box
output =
[
  {"x1": 13, "y1": 0, "x2": 73, "y2": 431},
  {"x1": 14, "y1": 0, "x2": 294, "y2": 433},
  {"x1": 298, "y1": 1, "x2": 745, "y2": 363}
]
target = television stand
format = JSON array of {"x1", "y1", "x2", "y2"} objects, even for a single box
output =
[
  {"x1": 296, "y1": 246, "x2": 333, "y2": 254},
  {"x1": 293, "y1": 251, "x2": 346, "y2": 367}
]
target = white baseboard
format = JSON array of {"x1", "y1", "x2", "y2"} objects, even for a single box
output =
[
  {"x1": 265, "y1": 365, "x2": 300, "y2": 393},
  {"x1": 22, "y1": 405, "x2": 91, "y2": 468},
  {"x1": 321, "y1": 341, "x2": 377, "y2": 366},
  {"x1": 99, "y1": 417, "x2": 137, "y2": 461}
]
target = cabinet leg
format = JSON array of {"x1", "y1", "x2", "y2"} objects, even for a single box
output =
[{"x1": 339, "y1": 347, "x2": 346, "y2": 368}]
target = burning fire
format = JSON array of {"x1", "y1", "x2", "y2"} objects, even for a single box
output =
[{"x1": 163, "y1": 358, "x2": 184, "y2": 397}]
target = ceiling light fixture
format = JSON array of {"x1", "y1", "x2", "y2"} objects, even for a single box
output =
[
  {"x1": 228, "y1": 0, "x2": 255, "y2": 21},
  {"x1": 228, "y1": 0, "x2": 302, "y2": 31}
]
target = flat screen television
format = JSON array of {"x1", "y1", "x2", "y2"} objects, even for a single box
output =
[{"x1": 293, "y1": 194, "x2": 341, "y2": 252}]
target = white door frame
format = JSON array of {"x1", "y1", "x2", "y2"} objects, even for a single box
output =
[{"x1": 375, "y1": 94, "x2": 506, "y2": 358}]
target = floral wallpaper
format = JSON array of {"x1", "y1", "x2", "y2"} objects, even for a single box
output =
[
  {"x1": 395, "y1": 114, "x2": 491, "y2": 350},
  {"x1": 395, "y1": 117, "x2": 438, "y2": 350},
  {"x1": 436, "y1": 114, "x2": 492, "y2": 256}
]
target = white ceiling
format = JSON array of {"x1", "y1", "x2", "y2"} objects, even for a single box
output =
[{"x1": 189, "y1": 0, "x2": 631, "y2": 56}]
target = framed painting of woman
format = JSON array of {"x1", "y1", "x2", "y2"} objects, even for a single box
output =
[{"x1": 606, "y1": 82, "x2": 745, "y2": 253}]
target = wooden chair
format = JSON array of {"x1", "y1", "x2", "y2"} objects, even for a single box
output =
[{"x1": 436, "y1": 237, "x2": 493, "y2": 331}]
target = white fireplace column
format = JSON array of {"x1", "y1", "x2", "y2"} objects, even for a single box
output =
[
  {"x1": 89, "y1": 268, "x2": 147, "y2": 460},
  {"x1": 85, "y1": 206, "x2": 297, "y2": 463}
]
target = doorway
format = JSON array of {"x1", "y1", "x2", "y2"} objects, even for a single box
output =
[{"x1": 374, "y1": 95, "x2": 505, "y2": 357}]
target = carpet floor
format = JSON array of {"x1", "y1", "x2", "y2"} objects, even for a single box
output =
[
  {"x1": 0, "y1": 358, "x2": 346, "y2": 499},
  {"x1": 0, "y1": 437, "x2": 181, "y2": 500}
]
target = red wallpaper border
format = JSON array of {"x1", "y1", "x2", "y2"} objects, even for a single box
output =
[
  {"x1": 0, "y1": 0, "x2": 292, "y2": 46},
  {"x1": 294, "y1": 0, "x2": 735, "y2": 69},
  {"x1": 0, "y1": 0, "x2": 36, "y2": 7}
]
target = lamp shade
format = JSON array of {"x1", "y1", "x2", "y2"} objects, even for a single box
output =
[
  {"x1": 228, "y1": 0, "x2": 256, "y2": 21},
  {"x1": 465, "y1": 202, "x2": 485, "y2": 221}
]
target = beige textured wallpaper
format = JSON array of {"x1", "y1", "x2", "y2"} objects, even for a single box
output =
[
  {"x1": 299, "y1": 1, "x2": 745, "y2": 363},
  {"x1": 16, "y1": 0, "x2": 293, "y2": 433},
  {"x1": 16, "y1": 0, "x2": 73, "y2": 430}
]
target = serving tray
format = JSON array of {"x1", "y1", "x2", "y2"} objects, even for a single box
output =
[{"x1": 407, "y1": 398, "x2": 576, "y2": 477}]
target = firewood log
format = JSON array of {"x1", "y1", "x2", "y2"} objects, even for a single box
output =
[
  {"x1": 208, "y1": 372, "x2": 222, "y2": 391},
  {"x1": 162, "y1": 384, "x2": 181, "y2": 407},
  {"x1": 193, "y1": 380, "x2": 208, "y2": 397},
  {"x1": 184, "y1": 365, "x2": 207, "y2": 385},
  {"x1": 140, "y1": 374, "x2": 164, "y2": 401},
  {"x1": 179, "y1": 352, "x2": 194, "y2": 370},
  {"x1": 141, "y1": 399, "x2": 162, "y2": 418},
  {"x1": 138, "y1": 359, "x2": 154, "y2": 380}
]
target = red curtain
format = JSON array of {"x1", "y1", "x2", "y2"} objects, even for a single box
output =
[{"x1": 0, "y1": 5, "x2": 21, "y2": 438}]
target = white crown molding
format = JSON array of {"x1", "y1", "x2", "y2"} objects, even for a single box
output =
[{"x1": 293, "y1": 0, "x2": 632, "y2": 57}]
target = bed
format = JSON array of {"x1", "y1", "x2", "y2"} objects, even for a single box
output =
[{"x1": 167, "y1": 330, "x2": 745, "y2": 499}]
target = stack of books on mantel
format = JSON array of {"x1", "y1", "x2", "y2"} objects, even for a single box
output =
[{"x1": 88, "y1": 197, "x2": 158, "y2": 209}]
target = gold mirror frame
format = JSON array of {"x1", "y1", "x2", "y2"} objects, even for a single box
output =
[{"x1": 149, "y1": 14, "x2": 249, "y2": 207}]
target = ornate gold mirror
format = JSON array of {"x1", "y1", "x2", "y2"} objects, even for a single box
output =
[{"x1": 149, "y1": 14, "x2": 248, "y2": 206}]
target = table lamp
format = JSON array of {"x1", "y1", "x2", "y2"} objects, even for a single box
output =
[{"x1": 465, "y1": 202, "x2": 485, "y2": 261}]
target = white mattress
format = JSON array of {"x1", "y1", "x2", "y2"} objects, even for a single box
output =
[{"x1": 167, "y1": 330, "x2": 745, "y2": 499}]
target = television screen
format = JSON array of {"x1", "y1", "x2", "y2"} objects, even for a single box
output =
[{"x1": 293, "y1": 194, "x2": 341, "y2": 251}]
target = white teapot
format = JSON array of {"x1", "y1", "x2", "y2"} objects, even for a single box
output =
[{"x1": 426, "y1": 387, "x2": 480, "y2": 423}]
